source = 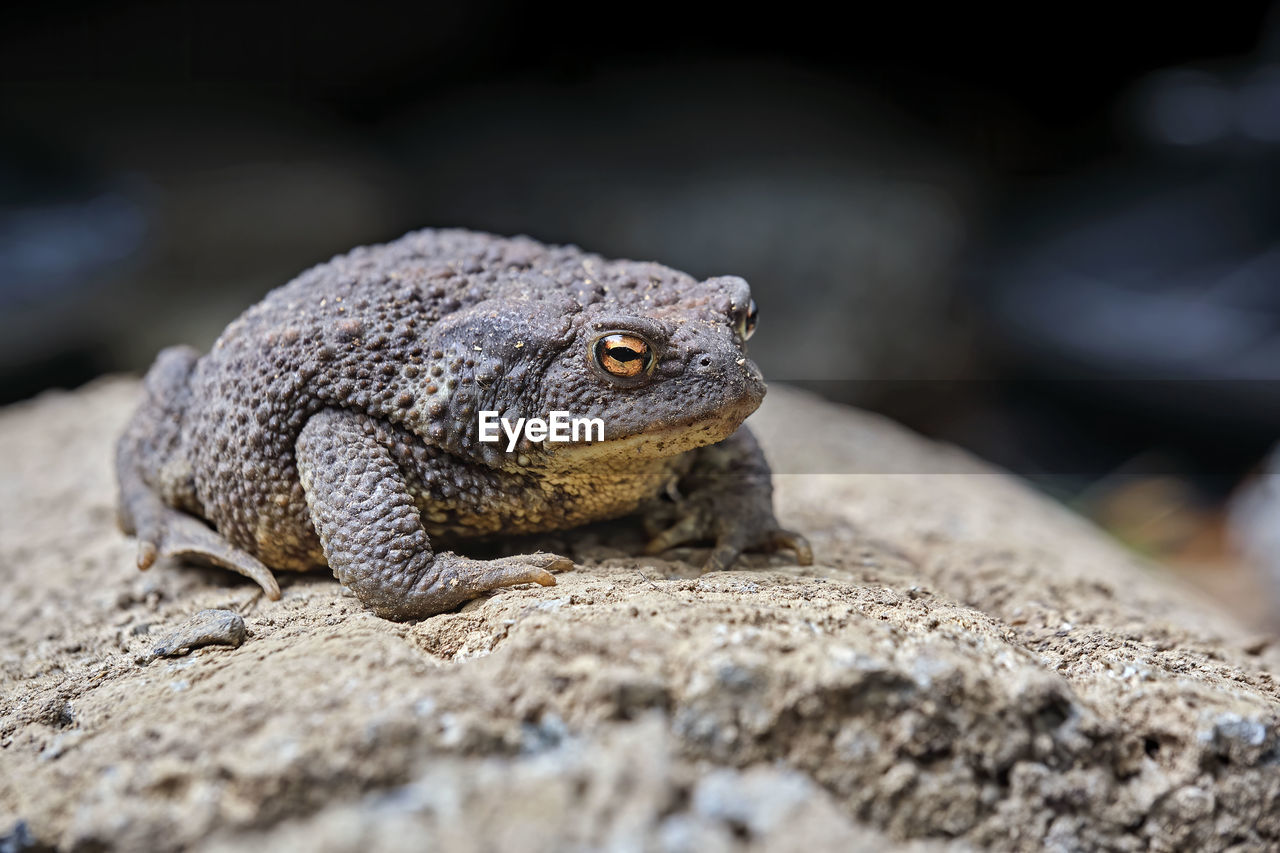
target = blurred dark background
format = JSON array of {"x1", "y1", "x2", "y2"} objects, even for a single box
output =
[{"x1": 5, "y1": 1, "x2": 1280, "y2": 623}]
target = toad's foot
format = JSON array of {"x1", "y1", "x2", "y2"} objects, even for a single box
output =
[
  {"x1": 360, "y1": 551, "x2": 567, "y2": 620},
  {"x1": 128, "y1": 495, "x2": 281, "y2": 600},
  {"x1": 641, "y1": 426, "x2": 813, "y2": 573},
  {"x1": 643, "y1": 492, "x2": 813, "y2": 572},
  {"x1": 415, "y1": 550, "x2": 569, "y2": 599}
]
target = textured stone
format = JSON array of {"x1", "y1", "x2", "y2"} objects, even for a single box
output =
[{"x1": 1, "y1": 380, "x2": 1277, "y2": 851}]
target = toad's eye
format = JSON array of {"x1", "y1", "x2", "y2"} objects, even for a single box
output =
[
  {"x1": 593, "y1": 332, "x2": 655, "y2": 381},
  {"x1": 738, "y1": 298, "x2": 758, "y2": 340}
]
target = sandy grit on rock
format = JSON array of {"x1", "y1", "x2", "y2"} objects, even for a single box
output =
[{"x1": 1, "y1": 379, "x2": 1278, "y2": 851}]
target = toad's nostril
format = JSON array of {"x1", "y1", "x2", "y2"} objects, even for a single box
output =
[{"x1": 699, "y1": 355, "x2": 712, "y2": 367}]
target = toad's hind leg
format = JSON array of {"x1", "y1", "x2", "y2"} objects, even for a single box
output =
[
  {"x1": 116, "y1": 345, "x2": 281, "y2": 599},
  {"x1": 118, "y1": 457, "x2": 281, "y2": 599},
  {"x1": 295, "y1": 408, "x2": 568, "y2": 621}
]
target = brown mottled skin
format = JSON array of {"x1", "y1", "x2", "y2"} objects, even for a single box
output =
[{"x1": 116, "y1": 229, "x2": 812, "y2": 620}]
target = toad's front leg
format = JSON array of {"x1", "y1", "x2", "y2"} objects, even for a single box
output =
[
  {"x1": 644, "y1": 425, "x2": 813, "y2": 572},
  {"x1": 295, "y1": 409, "x2": 568, "y2": 621}
]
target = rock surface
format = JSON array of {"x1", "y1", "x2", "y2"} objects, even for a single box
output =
[{"x1": 1, "y1": 379, "x2": 1278, "y2": 852}]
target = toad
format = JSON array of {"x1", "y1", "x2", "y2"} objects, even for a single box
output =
[{"x1": 116, "y1": 229, "x2": 811, "y2": 620}]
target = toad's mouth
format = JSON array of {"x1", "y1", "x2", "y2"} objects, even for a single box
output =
[{"x1": 528, "y1": 395, "x2": 760, "y2": 472}]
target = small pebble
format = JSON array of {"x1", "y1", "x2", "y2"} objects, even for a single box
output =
[{"x1": 135, "y1": 609, "x2": 247, "y2": 666}]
